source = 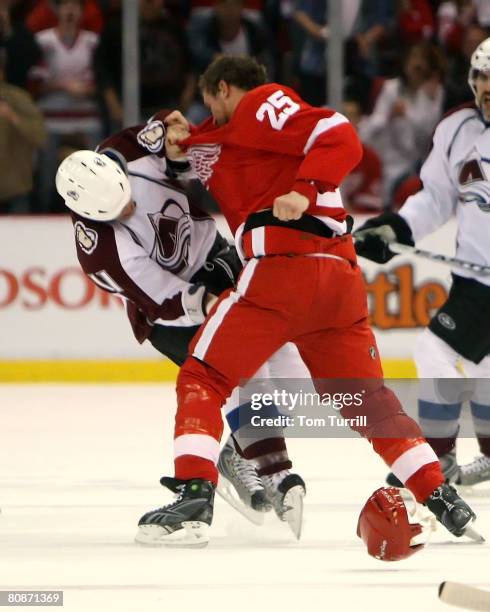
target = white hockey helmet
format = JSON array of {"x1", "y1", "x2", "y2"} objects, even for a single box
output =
[
  {"x1": 468, "y1": 36, "x2": 490, "y2": 98},
  {"x1": 55, "y1": 150, "x2": 131, "y2": 221}
]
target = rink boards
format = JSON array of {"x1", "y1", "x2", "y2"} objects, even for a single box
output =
[{"x1": 1, "y1": 215, "x2": 457, "y2": 381}]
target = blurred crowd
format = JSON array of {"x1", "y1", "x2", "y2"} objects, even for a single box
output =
[{"x1": 0, "y1": 0, "x2": 488, "y2": 214}]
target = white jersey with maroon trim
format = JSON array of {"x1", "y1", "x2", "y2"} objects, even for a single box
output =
[
  {"x1": 399, "y1": 104, "x2": 490, "y2": 286},
  {"x1": 73, "y1": 119, "x2": 218, "y2": 342}
]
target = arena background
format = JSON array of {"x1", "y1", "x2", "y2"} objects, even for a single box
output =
[{"x1": 0, "y1": 214, "x2": 457, "y2": 382}]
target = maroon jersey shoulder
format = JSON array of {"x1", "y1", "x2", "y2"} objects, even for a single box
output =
[
  {"x1": 442, "y1": 101, "x2": 477, "y2": 121},
  {"x1": 71, "y1": 212, "x2": 118, "y2": 274},
  {"x1": 97, "y1": 109, "x2": 173, "y2": 162}
]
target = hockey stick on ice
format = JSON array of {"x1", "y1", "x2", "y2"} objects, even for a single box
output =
[
  {"x1": 439, "y1": 581, "x2": 490, "y2": 611},
  {"x1": 389, "y1": 243, "x2": 490, "y2": 276}
]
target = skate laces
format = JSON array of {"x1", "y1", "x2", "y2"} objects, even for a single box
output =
[
  {"x1": 230, "y1": 452, "x2": 263, "y2": 493},
  {"x1": 461, "y1": 454, "x2": 490, "y2": 475},
  {"x1": 262, "y1": 469, "x2": 291, "y2": 493},
  {"x1": 157, "y1": 484, "x2": 186, "y2": 511}
]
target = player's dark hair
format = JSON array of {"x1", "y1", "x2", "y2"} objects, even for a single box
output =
[{"x1": 199, "y1": 55, "x2": 268, "y2": 95}]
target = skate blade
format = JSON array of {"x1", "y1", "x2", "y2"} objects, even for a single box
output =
[
  {"x1": 281, "y1": 485, "x2": 305, "y2": 540},
  {"x1": 134, "y1": 521, "x2": 209, "y2": 548},
  {"x1": 216, "y1": 476, "x2": 266, "y2": 526},
  {"x1": 463, "y1": 524, "x2": 485, "y2": 544}
]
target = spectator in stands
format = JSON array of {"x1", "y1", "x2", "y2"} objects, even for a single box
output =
[
  {"x1": 468, "y1": 0, "x2": 490, "y2": 29},
  {"x1": 187, "y1": 0, "x2": 269, "y2": 74},
  {"x1": 292, "y1": 0, "x2": 327, "y2": 106},
  {"x1": 95, "y1": 0, "x2": 194, "y2": 130},
  {"x1": 188, "y1": 0, "x2": 263, "y2": 22},
  {"x1": 444, "y1": 23, "x2": 488, "y2": 111},
  {"x1": 0, "y1": 48, "x2": 46, "y2": 213},
  {"x1": 392, "y1": 174, "x2": 422, "y2": 210},
  {"x1": 436, "y1": 1, "x2": 460, "y2": 51},
  {"x1": 348, "y1": 0, "x2": 397, "y2": 80},
  {"x1": 30, "y1": 0, "x2": 101, "y2": 211},
  {"x1": 0, "y1": 0, "x2": 41, "y2": 89},
  {"x1": 340, "y1": 99, "x2": 383, "y2": 213},
  {"x1": 26, "y1": 0, "x2": 103, "y2": 33},
  {"x1": 8, "y1": 0, "x2": 37, "y2": 23},
  {"x1": 186, "y1": 0, "x2": 270, "y2": 121},
  {"x1": 97, "y1": 0, "x2": 121, "y2": 20},
  {"x1": 360, "y1": 42, "x2": 446, "y2": 204},
  {"x1": 397, "y1": 0, "x2": 434, "y2": 45}
]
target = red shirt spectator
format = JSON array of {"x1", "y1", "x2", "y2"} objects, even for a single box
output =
[
  {"x1": 26, "y1": 0, "x2": 103, "y2": 33},
  {"x1": 342, "y1": 144, "x2": 383, "y2": 213},
  {"x1": 392, "y1": 175, "x2": 422, "y2": 210},
  {"x1": 340, "y1": 100, "x2": 383, "y2": 212},
  {"x1": 398, "y1": 0, "x2": 434, "y2": 44}
]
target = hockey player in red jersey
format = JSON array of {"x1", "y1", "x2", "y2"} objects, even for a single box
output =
[
  {"x1": 55, "y1": 114, "x2": 308, "y2": 538},
  {"x1": 135, "y1": 55, "x2": 478, "y2": 548}
]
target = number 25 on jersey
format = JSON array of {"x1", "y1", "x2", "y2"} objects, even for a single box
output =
[{"x1": 256, "y1": 90, "x2": 300, "y2": 131}]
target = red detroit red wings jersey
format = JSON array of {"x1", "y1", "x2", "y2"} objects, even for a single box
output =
[{"x1": 183, "y1": 84, "x2": 363, "y2": 238}]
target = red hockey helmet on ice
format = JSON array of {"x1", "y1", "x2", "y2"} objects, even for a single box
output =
[{"x1": 357, "y1": 487, "x2": 425, "y2": 561}]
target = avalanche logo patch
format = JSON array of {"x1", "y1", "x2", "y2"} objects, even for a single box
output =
[
  {"x1": 188, "y1": 144, "x2": 221, "y2": 184},
  {"x1": 137, "y1": 120, "x2": 166, "y2": 153},
  {"x1": 458, "y1": 148, "x2": 490, "y2": 212},
  {"x1": 75, "y1": 221, "x2": 98, "y2": 255},
  {"x1": 438, "y1": 312, "x2": 456, "y2": 331},
  {"x1": 148, "y1": 198, "x2": 191, "y2": 273}
]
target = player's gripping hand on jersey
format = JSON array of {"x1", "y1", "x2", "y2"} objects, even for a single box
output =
[
  {"x1": 353, "y1": 211, "x2": 414, "y2": 263},
  {"x1": 164, "y1": 110, "x2": 189, "y2": 130},
  {"x1": 165, "y1": 123, "x2": 190, "y2": 161}
]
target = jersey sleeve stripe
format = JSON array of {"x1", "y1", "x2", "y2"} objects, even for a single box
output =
[
  {"x1": 303, "y1": 113, "x2": 349, "y2": 154},
  {"x1": 316, "y1": 189, "x2": 344, "y2": 208}
]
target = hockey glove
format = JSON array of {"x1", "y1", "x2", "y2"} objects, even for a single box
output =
[
  {"x1": 191, "y1": 243, "x2": 242, "y2": 295},
  {"x1": 354, "y1": 212, "x2": 414, "y2": 264},
  {"x1": 182, "y1": 284, "x2": 216, "y2": 324}
]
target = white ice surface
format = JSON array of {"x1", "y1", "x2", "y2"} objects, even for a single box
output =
[{"x1": 1, "y1": 384, "x2": 489, "y2": 612}]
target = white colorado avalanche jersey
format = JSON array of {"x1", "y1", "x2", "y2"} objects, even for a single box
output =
[
  {"x1": 399, "y1": 104, "x2": 490, "y2": 286},
  {"x1": 73, "y1": 119, "x2": 217, "y2": 343}
]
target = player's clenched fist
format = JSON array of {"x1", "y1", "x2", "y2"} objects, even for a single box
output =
[
  {"x1": 165, "y1": 124, "x2": 190, "y2": 160},
  {"x1": 272, "y1": 191, "x2": 309, "y2": 221},
  {"x1": 164, "y1": 110, "x2": 190, "y2": 131}
]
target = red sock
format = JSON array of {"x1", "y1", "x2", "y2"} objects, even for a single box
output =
[
  {"x1": 405, "y1": 462, "x2": 445, "y2": 503},
  {"x1": 175, "y1": 455, "x2": 218, "y2": 484}
]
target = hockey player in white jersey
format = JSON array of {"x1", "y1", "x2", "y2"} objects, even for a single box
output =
[
  {"x1": 355, "y1": 37, "x2": 490, "y2": 487},
  {"x1": 55, "y1": 115, "x2": 306, "y2": 543}
]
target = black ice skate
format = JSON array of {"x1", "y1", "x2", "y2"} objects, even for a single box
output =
[
  {"x1": 386, "y1": 450, "x2": 460, "y2": 488},
  {"x1": 424, "y1": 483, "x2": 483, "y2": 542},
  {"x1": 135, "y1": 477, "x2": 215, "y2": 548},
  {"x1": 217, "y1": 439, "x2": 272, "y2": 525},
  {"x1": 261, "y1": 471, "x2": 306, "y2": 540}
]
